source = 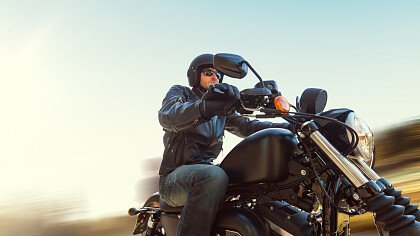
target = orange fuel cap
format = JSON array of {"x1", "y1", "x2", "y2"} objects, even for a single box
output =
[{"x1": 274, "y1": 96, "x2": 290, "y2": 113}]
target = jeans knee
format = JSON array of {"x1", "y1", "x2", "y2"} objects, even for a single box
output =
[{"x1": 197, "y1": 166, "x2": 229, "y2": 191}]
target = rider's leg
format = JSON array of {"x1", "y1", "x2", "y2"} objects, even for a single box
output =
[{"x1": 159, "y1": 164, "x2": 229, "y2": 236}]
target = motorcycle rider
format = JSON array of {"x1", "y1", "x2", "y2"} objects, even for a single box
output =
[{"x1": 158, "y1": 53, "x2": 292, "y2": 236}]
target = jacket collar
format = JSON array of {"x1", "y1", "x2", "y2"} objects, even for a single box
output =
[{"x1": 192, "y1": 86, "x2": 207, "y2": 98}]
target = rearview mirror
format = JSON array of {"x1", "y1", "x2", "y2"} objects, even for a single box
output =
[{"x1": 214, "y1": 53, "x2": 248, "y2": 79}]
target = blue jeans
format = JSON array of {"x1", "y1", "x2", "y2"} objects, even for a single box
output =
[{"x1": 159, "y1": 164, "x2": 229, "y2": 236}]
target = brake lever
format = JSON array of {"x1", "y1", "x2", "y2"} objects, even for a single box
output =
[{"x1": 208, "y1": 84, "x2": 225, "y2": 95}]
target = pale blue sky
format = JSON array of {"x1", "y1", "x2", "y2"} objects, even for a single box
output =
[{"x1": 1, "y1": 1, "x2": 419, "y2": 218}]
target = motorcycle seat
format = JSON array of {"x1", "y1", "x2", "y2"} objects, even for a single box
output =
[{"x1": 159, "y1": 199, "x2": 184, "y2": 213}]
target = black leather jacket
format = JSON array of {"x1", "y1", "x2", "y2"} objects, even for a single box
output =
[{"x1": 158, "y1": 85, "x2": 291, "y2": 176}]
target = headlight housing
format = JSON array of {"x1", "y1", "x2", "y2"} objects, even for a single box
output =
[{"x1": 345, "y1": 112, "x2": 375, "y2": 164}]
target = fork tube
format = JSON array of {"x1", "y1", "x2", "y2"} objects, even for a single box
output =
[
  {"x1": 350, "y1": 158, "x2": 380, "y2": 181},
  {"x1": 303, "y1": 121, "x2": 369, "y2": 188}
]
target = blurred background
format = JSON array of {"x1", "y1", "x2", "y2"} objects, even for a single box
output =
[{"x1": 1, "y1": 1, "x2": 419, "y2": 235}]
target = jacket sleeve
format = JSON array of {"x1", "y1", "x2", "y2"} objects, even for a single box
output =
[
  {"x1": 158, "y1": 85, "x2": 206, "y2": 132},
  {"x1": 225, "y1": 112, "x2": 291, "y2": 138}
]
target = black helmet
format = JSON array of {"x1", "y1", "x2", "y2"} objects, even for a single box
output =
[{"x1": 187, "y1": 54, "x2": 223, "y2": 87}]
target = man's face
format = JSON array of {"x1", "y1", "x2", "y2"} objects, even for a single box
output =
[{"x1": 199, "y1": 67, "x2": 221, "y2": 89}]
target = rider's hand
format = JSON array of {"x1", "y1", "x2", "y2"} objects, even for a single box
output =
[{"x1": 199, "y1": 83, "x2": 240, "y2": 119}]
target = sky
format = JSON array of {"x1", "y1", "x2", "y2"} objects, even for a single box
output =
[{"x1": 1, "y1": 1, "x2": 420, "y2": 219}]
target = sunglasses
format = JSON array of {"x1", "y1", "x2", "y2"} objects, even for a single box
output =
[{"x1": 201, "y1": 69, "x2": 222, "y2": 79}]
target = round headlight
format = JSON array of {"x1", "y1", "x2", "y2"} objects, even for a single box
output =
[{"x1": 345, "y1": 112, "x2": 375, "y2": 165}]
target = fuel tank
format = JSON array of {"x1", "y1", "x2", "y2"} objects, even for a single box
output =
[{"x1": 220, "y1": 128, "x2": 298, "y2": 184}]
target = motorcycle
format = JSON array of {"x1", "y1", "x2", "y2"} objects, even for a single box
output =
[{"x1": 129, "y1": 53, "x2": 420, "y2": 236}]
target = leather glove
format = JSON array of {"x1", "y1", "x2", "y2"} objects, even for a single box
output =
[{"x1": 199, "y1": 83, "x2": 240, "y2": 120}]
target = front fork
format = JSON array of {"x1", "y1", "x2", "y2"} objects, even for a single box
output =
[
  {"x1": 301, "y1": 121, "x2": 420, "y2": 234},
  {"x1": 352, "y1": 159, "x2": 420, "y2": 221}
]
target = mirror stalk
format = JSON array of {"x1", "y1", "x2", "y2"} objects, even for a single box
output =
[{"x1": 243, "y1": 61, "x2": 266, "y2": 88}]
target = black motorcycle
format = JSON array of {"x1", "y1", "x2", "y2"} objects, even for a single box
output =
[{"x1": 129, "y1": 53, "x2": 420, "y2": 236}]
